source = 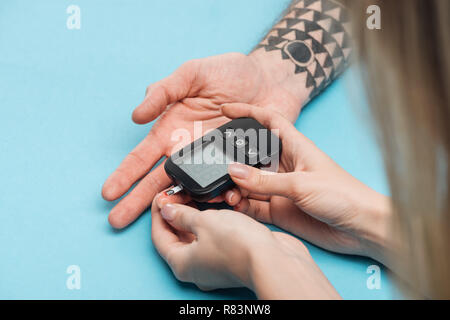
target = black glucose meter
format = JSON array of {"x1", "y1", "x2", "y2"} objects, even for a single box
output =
[{"x1": 164, "y1": 117, "x2": 282, "y2": 201}]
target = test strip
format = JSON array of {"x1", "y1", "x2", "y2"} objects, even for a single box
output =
[{"x1": 165, "y1": 185, "x2": 183, "y2": 196}]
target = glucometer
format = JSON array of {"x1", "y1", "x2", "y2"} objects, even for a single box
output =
[{"x1": 164, "y1": 117, "x2": 282, "y2": 201}]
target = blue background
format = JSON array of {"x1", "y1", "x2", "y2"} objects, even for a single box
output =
[{"x1": 0, "y1": 0, "x2": 399, "y2": 299}]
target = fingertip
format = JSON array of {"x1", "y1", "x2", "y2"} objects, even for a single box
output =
[
  {"x1": 102, "y1": 177, "x2": 119, "y2": 201},
  {"x1": 155, "y1": 189, "x2": 191, "y2": 207},
  {"x1": 224, "y1": 190, "x2": 233, "y2": 205},
  {"x1": 161, "y1": 203, "x2": 177, "y2": 221},
  {"x1": 108, "y1": 199, "x2": 142, "y2": 229},
  {"x1": 132, "y1": 104, "x2": 150, "y2": 124},
  {"x1": 155, "y1": 192, "x2": 169, "y2": 208},
  {"x1": 101, "y1": 175, "x2": 128, "y2": 201},
  {"x1": 108, "y1": 211, "x2": 129, "y2": 229},
  {"x1": 225, "y1": 189, "x2": 241, "y2": 206},
  {"x1": 220, "y1": 103, "x2": 230, "y2": 115},
  {"x1": 228, "y1": 162, "x2": 250, "y2": 180},
  {"x1": 233, "y1": 188, "x2": 243, "y2": 204},
  {"x1": 101, "y1": 184, "x2": 116, "y2": 201},
  {"x1": 220, "y1": 103, "x2": 238, "y2": 118}
]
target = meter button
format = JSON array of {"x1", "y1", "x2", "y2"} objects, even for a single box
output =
[{"x1": 235, "y1": 138, "x2": 246, "y2": 148}]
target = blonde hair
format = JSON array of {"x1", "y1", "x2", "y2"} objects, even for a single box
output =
[{"x1": 346, "y1": 0, "x2": 450, "y2": 298}]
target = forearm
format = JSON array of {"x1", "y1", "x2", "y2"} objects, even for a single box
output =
[
  {"x1": 352, "y1": 190, "x2": 406, "y2": 277},
  {"x1": 355, "y1": 191, "x2": 393, "y2": 266},
  {"x1": 250, "y1": 0, "x2": 352, "y2": 108},
  {"x1": 248, "y1": 247, "x2": 341, "y2": 300}
]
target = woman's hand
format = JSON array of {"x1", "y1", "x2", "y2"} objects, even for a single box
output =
[
  {"x1": 102, "y1": 52, "x2": 305, "y2": 229},
  {"x1": 221, "y1": 103, "x2": 392, "y2": 263},
  {"x1": 151, "y1": 195, "x2": 340, "y2": 299}
]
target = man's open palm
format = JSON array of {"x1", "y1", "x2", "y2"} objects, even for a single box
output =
[{"x1": 102, "y1": 52, "x2": 302, "y2": 228}]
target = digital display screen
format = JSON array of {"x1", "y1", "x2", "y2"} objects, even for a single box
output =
[{"x1": 178, "y1": 142, "x2": 231, "y2": 188}]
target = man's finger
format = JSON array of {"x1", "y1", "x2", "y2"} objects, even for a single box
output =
[
  {"x1": 102, "y1": 132, "x2": 164, "y2": 201},
  {"x1": 108, "y1": 164, "x2": 172, "y2": 229},
  {"x1": 132, "y1": 60, "x2": 200, "y2": 124},
  {"x1": 160, "y1": 203, "x2": 202, "y2": 235}
]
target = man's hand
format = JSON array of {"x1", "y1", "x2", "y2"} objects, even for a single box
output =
[
  {"x1": 102, "y1": 52, "x2": 304, "y2": 229},
  {"x1": 101, "y1": 0, "x2": 354, "y2": 229}
]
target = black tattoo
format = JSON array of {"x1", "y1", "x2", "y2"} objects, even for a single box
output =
[{"x1": 255, "y1": 0, "x2": 352, "y2": 101}]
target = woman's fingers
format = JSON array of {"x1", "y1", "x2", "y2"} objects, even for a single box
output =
[
  {"x1": 223, "y1": 188, "x2": 242, "y2": 206},
  {"x1": 246, "y1": 192, "x2": 271, "y2": 201},
  {"x1": 221, "y1": 103, "x2": 326, "y2": 169},
  {"x1": 160, "y1": 203, "x2": 203, "y2": 235},
  {"x1": 154, "y1": 187, "x2": 241, "y2": 207},
  {"x1": 221, "y1": 103, "x2": 299, "y2": 142},
  {"x1": 234, "y1": 198, "x2": 272, "y2": 224},
  {"x1": 228, "y1": 162, "x2": 302, "y2": 201},
  {"x1": 152, "y1": 201, "x2": 201, "y2": 268},
  {"x1": 151, "y1": 198, "x2": 184, "y2": 258},
  {"x1": 237, "y1": 187, "x2": 271, "y2": 201},
  {"x1": 155, "y1": 188, "x2": 192, "y2": 208},
  {"x1": 151, "y1": 198, "x2": 195, "y2": 281},
  {"x1": 132, "y1": 60, "x2": 200, "y2": 124}
]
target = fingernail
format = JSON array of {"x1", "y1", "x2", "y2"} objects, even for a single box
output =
[
  {"x1": 228, "y1": 162, "x2": 250, "y2": 179},
  {"x1": 227, "y1": 191, "x2": 234, "y2": 203},
  {"x1": 161, "y1": 204, "x2": 177, "y2": 221}
]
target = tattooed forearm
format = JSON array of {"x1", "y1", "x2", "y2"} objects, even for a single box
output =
[{"x1": 253, "y1": 0, "x2": 352, "y2": 102}]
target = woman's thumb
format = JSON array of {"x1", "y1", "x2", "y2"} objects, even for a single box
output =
[
  {"x1": 160, "y1": 203, "x2": 201, "y2": 234},
  {"x1": 228, "y1": 162, "x2": 299, "y2": 199}
]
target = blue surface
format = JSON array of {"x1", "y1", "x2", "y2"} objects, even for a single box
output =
[{"x1": 0, "y1": 0, "x2": 399, "y2": 299}]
